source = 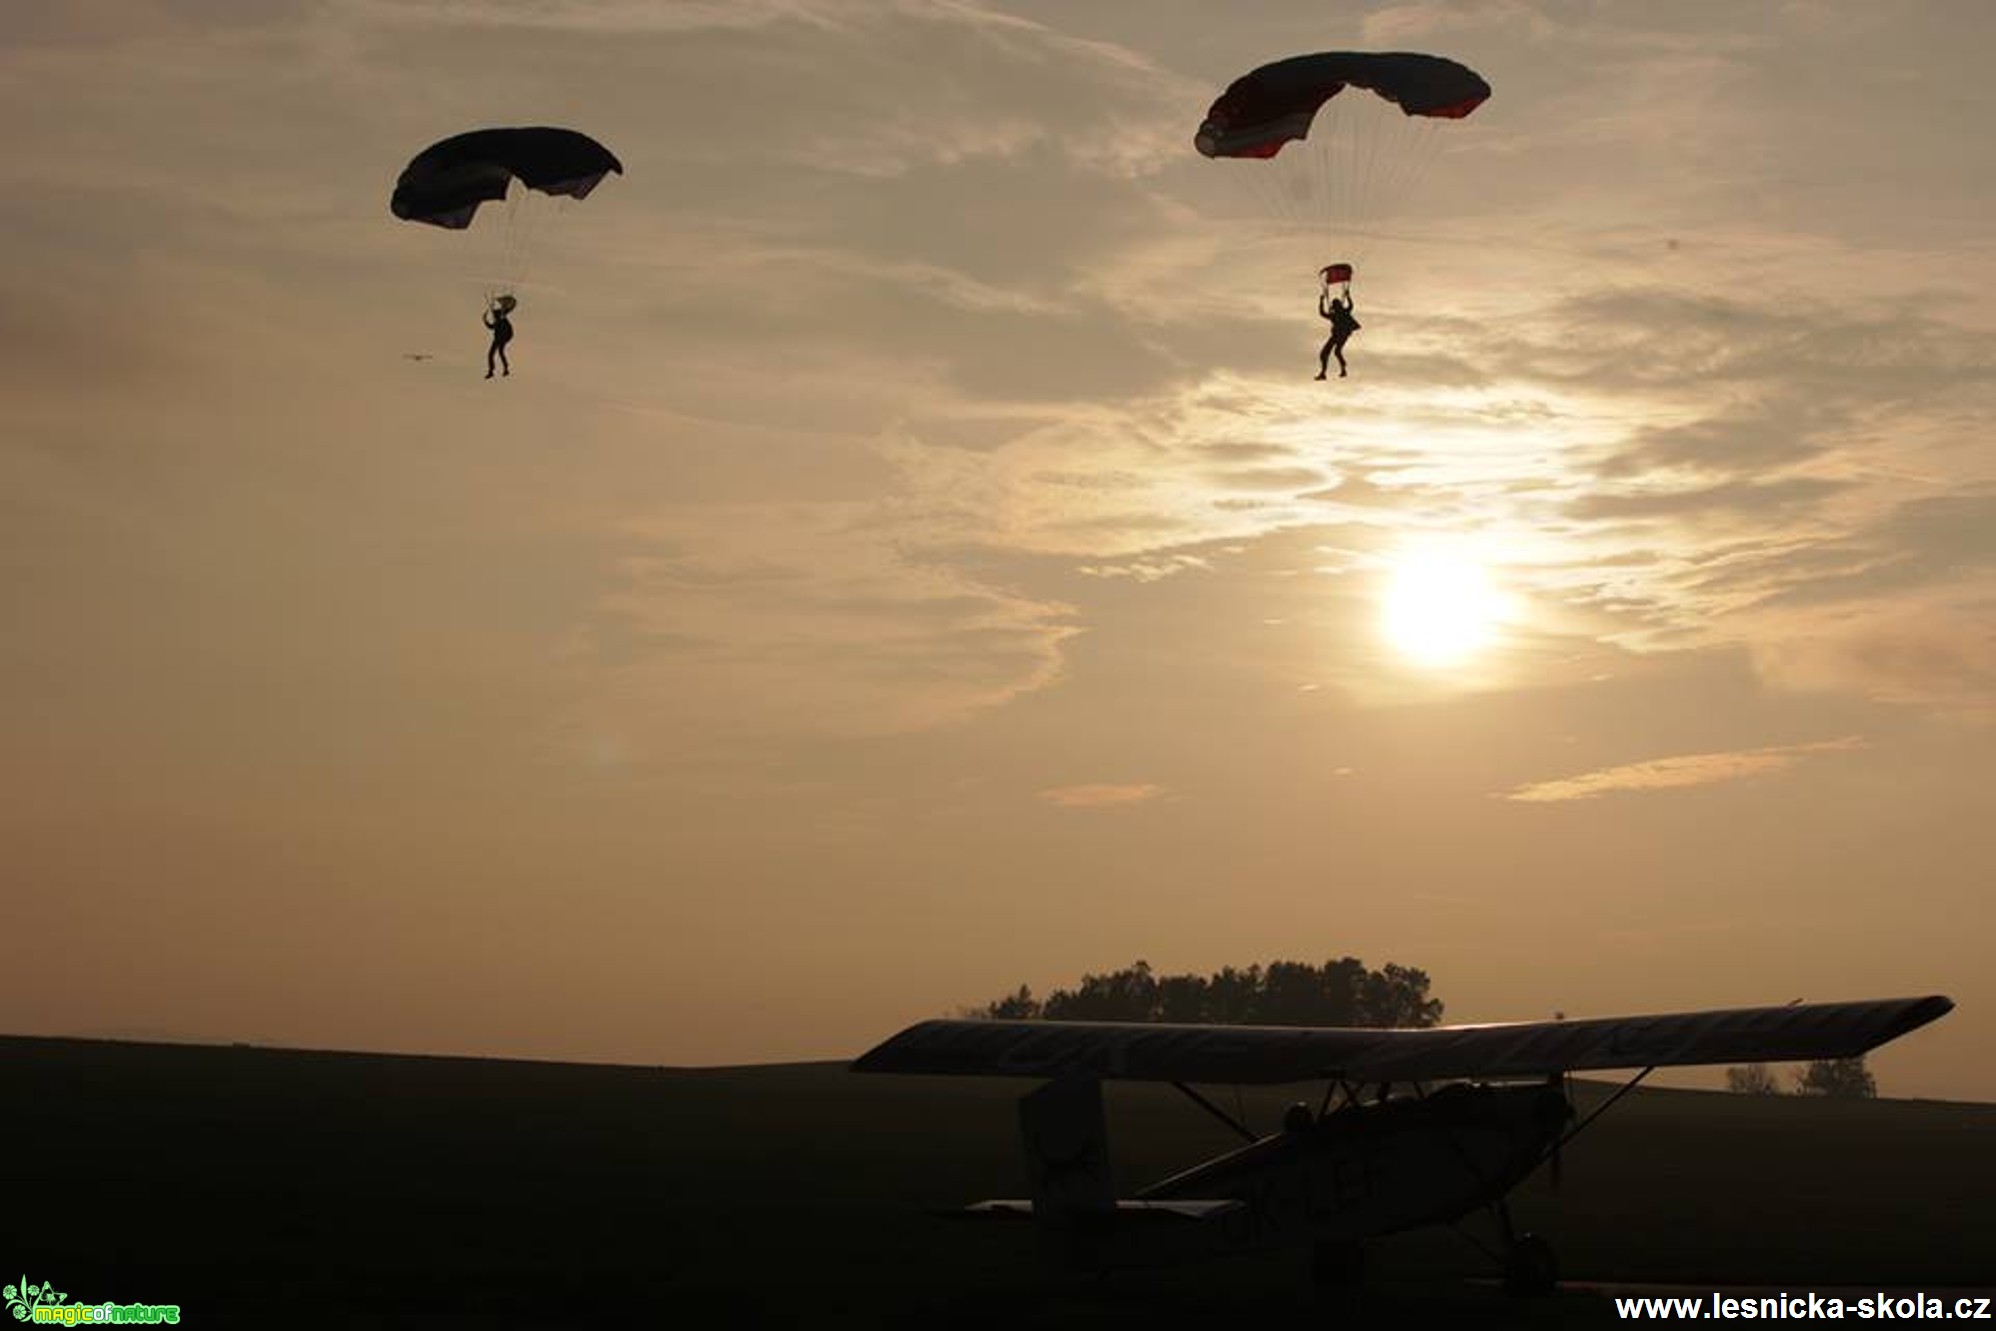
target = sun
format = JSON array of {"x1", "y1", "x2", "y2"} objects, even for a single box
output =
[{"x1": 1380, "y1": 548, "x2": 1506, "y2": 668}]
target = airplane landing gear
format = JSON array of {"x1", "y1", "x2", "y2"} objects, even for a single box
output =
[
  {"x1": 1502, "y1": 1232, "x2": 1558, "y2": 1297},
  {"x1": 1483, "y1": 1195, "x2": 1559, "y2": 1297},
  {"x1": 1310, "y1": 1238, "x2": 1365, "y2": 1291}
]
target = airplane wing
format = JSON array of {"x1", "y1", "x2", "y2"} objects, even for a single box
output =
[
  {"x1": 851, "y1": 995, "x2": 1952, "y2": 1085},
  {"x1": 954, "y1": 1199, "x2": 1243, "y2": 1222}
]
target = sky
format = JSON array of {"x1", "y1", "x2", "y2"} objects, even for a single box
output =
[{"x1": 3, "y1": 0, "x2": 1992, "y2": 1099}]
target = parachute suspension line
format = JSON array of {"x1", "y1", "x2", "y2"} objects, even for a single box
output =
[
  {"x1": 1230, "y1": 94, "x2": 1374, "y2": 283},
  {"x1": 1345, "y1": 103, "x2": 1402, "y2": 271},
  {"x1": 502, "y1": 185, "x2": 540, "y2": 298},
  {"x1": 1316, "y1": 93, "x2": 1348, "y2": 264},
  {"x1": 479, "y1": 186, "x2": 528, "y2": 305},
  {"x1": 1211, "y1": 91, "x2": 1477, "y2": 290},
  {"x1": 1372, "y1": 116, "x2": 1447, "y2": 245},
  {"x1": 1192, "y1": 51, "x2": 1490, "y2": 296},
  {"x1": 1355, "y1": 99, "x2": 1390, "y2": 246},
  {"x1": 504, "y1": 187, "x2": 531, "y2": 294},
  {"x1": 1341, "y1": 112, "x2": 1380, "y2": 269},
  {"x1": 1283, "y1": 91, "x2": 1412, "y2": 284},
  {"x1": 501, "y1": 190, "x2": 532, "y2": 298},
  {"x1": 1351, "y1": 98, "x2": 1391, "y2": 268},
  {"x1": 1257, "y1": 134, "x2": 1305, "y2": 231},
  {"x1": 1391, "y1": 117, "x2": 1449, "y2": 261},
  {"x1": 391, "y1": 126, "x2": 622, "y2": 310},
  {"x1": 478, "y1": 187, "x2": 577, "y2": 306},
  {"x1": 1306, "y1": 90, "x2": 1387, "y2": 279},
  {"x1": 1239, "y1": 156, "x2": 1304, "y2": 262},
  {"x1": 1336, "y1": 110, "x2": 1448, "y2": 280},
  {"x1": 510, "y1": 194, "x2": 573, "y2": 299}
]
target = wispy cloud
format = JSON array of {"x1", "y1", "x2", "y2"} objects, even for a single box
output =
[
  {"x1": 339, "y1": 0, "x2": 840, "y2": 35},
  {"x1": 1076, "y1": 555, "x2": 1209, "y2": 582},
  {"x1": 1038, "y1": 782, "x2": 1163, "y2": 808},
  {"x1": 1501, "y1": 736, "x2": 1865, "y2": 802}
]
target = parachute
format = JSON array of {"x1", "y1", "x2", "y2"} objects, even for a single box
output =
[
  {"x1": 1195, "y1": 53, "x2": 1489, "y2": 160},
  {"x1": 391, "y1": 127, "x2": 622, "y2": 301},
  {"x1": 1320, "y1": 263, "x2": 1354, "y2": 286},
  {"x1": 391, "y1": 127, "x2": 622, "y2": 229},
  {"x1": 1195, "y1": 52, "x2": 1490, "y2": 285}
]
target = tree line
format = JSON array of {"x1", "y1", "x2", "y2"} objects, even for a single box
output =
[
  {"x1": 1726, "y1": 1057, "x2": 1877, "y2": 1098},
  {"x1": 973, "y1": 957, "x2": 1444, "y2": 1028},
  {"x1": 972, "y1": 961, "x2": 1886, "y2": 1097}
]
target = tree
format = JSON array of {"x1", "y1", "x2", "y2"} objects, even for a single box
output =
[
  {"x1": 1204, "y1": 965, "x2": 1262, "y2": 1024},
  {"x1": 1153, "y1": 973, "x2": 1210, "y2": 1023},
  {"x1": 977, "y1": 985, "x2": 1040, "y2": 1020},
  {"x1": 1362, "y1": 962, "x2": 1445, "y2": 1028},
  {"x1": 977, "y1": 958, "x2": 1444, "y2": 1029},
  {"x1": 1725, "y1": 1063, "x2": 1782, "y2": 1095},
  {"x1": 1260, "y1": 959, "x2": 1337, "y2": 1025},
  {"x1": 1794, "y1": 1056, "x2": 1876, "y2": 1099},
  {"x1": 1042, "y1": 960, "x2": 1160, "y2": 1021}
]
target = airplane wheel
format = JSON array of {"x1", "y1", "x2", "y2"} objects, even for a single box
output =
[
  {"x1": 1311, "y1": 1239, "x2": 1365, "y2": 1290},
  {"x1": 1503, "y1": 1233, "x2": 1558, "y2": 1297}
]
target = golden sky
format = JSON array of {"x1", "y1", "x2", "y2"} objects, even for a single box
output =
[{"x1": 3, "y1": 1, "x2": 1991, "y2": 1098}]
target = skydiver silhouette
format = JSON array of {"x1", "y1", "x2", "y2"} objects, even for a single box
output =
[
  {"x1": 1316, "y1": 284, "x2": 1360, "y2": 380},
  {"x1": 484, "y1": 297, "x2": 515, "y2": 379}
]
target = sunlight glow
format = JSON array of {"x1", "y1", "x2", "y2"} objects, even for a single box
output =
[{"x1": 1380, "y1": 548, "x2": 1507, "y2": 668}]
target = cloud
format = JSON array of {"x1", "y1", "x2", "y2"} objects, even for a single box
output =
[
  {"x1": 1037, "y1": 782, "x2": 1163, "y2": 808},
  {"x1": 1497, "y1": 288, "x2": 1996, "y2": 412},
  {"x1": 12, "y1": 0, "x2": 1996, "y2": 757},
  {"x1": 560, "y1": 509, "x2": 1083, "y2": 747},
  {"x1": 1500, "y1": 736, "x2": 1865, "y2": 803},
  {"x1": 1750, "y1": 593, "x2": 1996, "y2": 719},
  {"x1": 1570, "y1": 476, "x2": 1851, "y2": 522},
  {"x1": 1360, "y1": 0, "x2": 1561, "y2": 46},
  {"x1": 341, "y1": 0, "x2": 827, "y2": 34},
  {"x1": 1076, "y1": 555, "x2": 1209, "y2": 582},
  {"x1": 1207, "y1": 465, "x2": 1329, "y2": 492}
]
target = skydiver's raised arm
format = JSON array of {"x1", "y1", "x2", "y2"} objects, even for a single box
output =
[{"x1": 1319, "y1": 291, "x2": 1333, "y2": 319}]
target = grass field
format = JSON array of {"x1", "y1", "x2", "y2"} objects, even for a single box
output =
[{"x1": 2, "y1": 1035, "x2": 1990, "y2": 1326}]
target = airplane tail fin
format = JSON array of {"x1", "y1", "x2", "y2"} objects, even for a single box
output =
[
  {"x1": 1016, "y1": 1075, "x2": 1116, "y2": 1271},
  {"x1": 1000, "y1": 1078, "x2": 1238, "y2": 1272},
  {"x1": 1018, "y1": 1074, "x2": 1116, "y2": 1218}
]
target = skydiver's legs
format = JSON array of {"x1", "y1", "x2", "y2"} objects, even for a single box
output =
[
  {"x1": 1316, "y1": 338, "x2": 1334, "y2": 381},
  {"x1": 498, "y1": 343, "x2": 509, "y2": 377},
  {"x1": 486, "y1": 342, "x2": 497, "y2": 379},
  {"x1": 1333, "y1": 337, "x2": 1349, "y2": 378}
]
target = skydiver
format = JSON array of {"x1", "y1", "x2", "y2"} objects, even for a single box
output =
[
  {"x1": 1316, "y1": 283, "x2": 1360, "y2": 380},
  {"x1": 483, "y1": 297, "x2": 515, "y2": 379}
]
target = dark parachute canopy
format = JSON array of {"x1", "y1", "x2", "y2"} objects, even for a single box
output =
[
  {"x1": 1195, "y1": 52, "x2": 1491, "y2": 160},
  {"x1": 390, "y1": 127, "x2": 623, "y2": 230},
  {"x1": 1194, "y1": 53, "x2": 1490, "y2": 287}
]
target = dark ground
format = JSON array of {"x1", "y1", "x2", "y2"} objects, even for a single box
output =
[{"x1": 2, "y1": 1036, "x2": 1990, "y2": 1327}]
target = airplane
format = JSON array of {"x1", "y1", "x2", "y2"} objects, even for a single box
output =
[{"x1": 852, "y1": 994, "x2": 1953, "y2": 1296}]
